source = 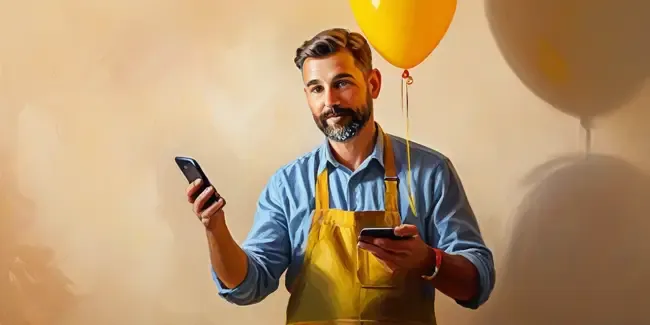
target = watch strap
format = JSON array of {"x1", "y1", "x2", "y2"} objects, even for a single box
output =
[{"x1": 421, "y1": 248, "x2": 442, "y2": 280}]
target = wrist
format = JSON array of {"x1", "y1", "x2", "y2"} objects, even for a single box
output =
[
  {"x1": 205, "y1": 213, "x2": 227, "y2": 238},
  {"x1": 420, "y1": 247, "x2": 443, "y2": 280},
  {"x1": 205, "y1": 211, "x2": 226, "y2": 230}
]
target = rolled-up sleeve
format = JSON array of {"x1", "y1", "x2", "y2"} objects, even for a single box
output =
[
  {"x1": 429, "y1": 158, "x2": 496, "y2": 309},
  {"x1": 212, "y1": 174, "x2": 291, "y2": 306}
]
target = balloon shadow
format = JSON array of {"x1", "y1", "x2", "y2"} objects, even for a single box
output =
[
  {"x1": 483, "y1": 154, "x2": 650, "y2": 325},
  {"x1": 485, "y1": 0, "x2": 650, "y2": 120},
  {"x1": 0, "y1": 157, "x2": 80, "y2": 325}
]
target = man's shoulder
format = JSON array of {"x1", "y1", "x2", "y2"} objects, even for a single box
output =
[{"x1": 386, "y1": 133, "x2": 452, "y2": 167}]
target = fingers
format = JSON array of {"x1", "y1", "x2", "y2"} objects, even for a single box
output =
[
  {"x1": 358, "y1": 241, "x2": 402, "y2": 264},
  {"x1": 394, "y1": 224, "x2": 419, "y2": 237},
  {"x1": 200, "y1": 197, "x2": 226, "y2": 219},
  {"x1": 187, "y1": 178, "x2": 226, "y2": 228},
  {"x1": 199, "y1": 198, "x2": 225, "y2": 227},
  {"x1": 186, "y1": 179, "x2": 203, "y2": 203},
  {"x1": 358, "y1": 236, "x2": 412, "y2": 254},
  {"x1": 193, "y1": 185, "x2": 217, "y2": 215}
]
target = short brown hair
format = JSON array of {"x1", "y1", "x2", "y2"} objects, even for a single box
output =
[{"x1": 294, "y1": 28, "x2": 373, "y2": 73}]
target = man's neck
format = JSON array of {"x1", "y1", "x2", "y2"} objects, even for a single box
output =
[{"x1": 328, "y1": 122, "x2": 378, "y2": 171}]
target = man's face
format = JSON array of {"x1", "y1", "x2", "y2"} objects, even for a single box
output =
[{"x1": 302, "y1": 50, "x2": 381, "y2": 142}]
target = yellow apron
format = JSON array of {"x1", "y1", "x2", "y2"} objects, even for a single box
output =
[{"x1": 286, "y1": 128, "x2": 436, "y2": 325}]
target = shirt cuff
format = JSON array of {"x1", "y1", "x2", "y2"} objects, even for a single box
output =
[
  {"x1": 451, "y1": 250, "x2": 494, "y2": 309},
  {"x1": 211, "y1": 253, "x2": 258, "y2": 305}
]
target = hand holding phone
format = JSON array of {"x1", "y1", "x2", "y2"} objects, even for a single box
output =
[
  {"x1": 359, "y1": 227, "x2": 414, "y2": 241},
  {"x1": 175, "y1": 156, "x2": 226, "y2": 226}
]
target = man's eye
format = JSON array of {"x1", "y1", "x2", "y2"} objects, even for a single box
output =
[
  {"x1": 311, "y1": 86, "x2": 324, "y2": 93},
  {"x1": 335, "y1": 80, "x2": 350, "y2": 88}
]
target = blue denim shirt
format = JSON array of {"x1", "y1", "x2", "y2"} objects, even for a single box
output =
[{"x1": 212, "y1": 128, "x2": 495, "y2": 310}]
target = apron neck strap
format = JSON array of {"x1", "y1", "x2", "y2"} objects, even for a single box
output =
[
  {"x1": 316, "y1": 125, "x2": 399, "y2": 213},
  {"x1": 316, "y1": 167, "x2": 330, "y2": 210},
  {"x1": 379, "y1": 125, "x2": 399, "y2": 213}
]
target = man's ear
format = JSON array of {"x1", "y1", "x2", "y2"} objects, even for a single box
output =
[{"x1": 367, "y1": 68, "x2": 382, "y2": 99}]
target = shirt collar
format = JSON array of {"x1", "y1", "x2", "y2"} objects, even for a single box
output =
[{"x1": 318, "y1": 122, "x2": 385, "y2": 173}]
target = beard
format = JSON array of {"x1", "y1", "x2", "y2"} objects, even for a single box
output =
[{"x1": 313, "y1": 95, "x2": 373, "y2": 142}]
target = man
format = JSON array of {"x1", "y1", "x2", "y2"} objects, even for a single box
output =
[{"x1": 186, "y1": 28, "x2": 495, "y2": 324}]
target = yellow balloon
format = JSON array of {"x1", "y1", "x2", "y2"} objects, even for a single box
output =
[{"x1": 349, "y1": 0, "x2": 458, "y2": 70}]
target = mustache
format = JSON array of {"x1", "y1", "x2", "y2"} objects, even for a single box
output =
[{"x1": 321, "y1": 106, "x2": 356, "y2": 119}]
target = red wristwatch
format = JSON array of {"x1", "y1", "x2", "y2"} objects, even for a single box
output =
[{"x1": 421, "y1": 248, "x2": 443, "y2": 280}]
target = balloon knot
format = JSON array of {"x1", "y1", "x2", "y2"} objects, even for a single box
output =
[{"x1": 402, "y1": 70, "x2": 410, "y2": 79}]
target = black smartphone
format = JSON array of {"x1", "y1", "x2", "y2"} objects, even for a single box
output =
[
  {"x1": 359, "y1": 227, "x2": 413, "y2": 241},
  {"x1": 174, "y1": 156, "x2": 223, "y2": 209}
]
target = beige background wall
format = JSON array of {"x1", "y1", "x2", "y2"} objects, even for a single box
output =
[{"x1": 1, "y1": 0, "x2": 649, "y2": 324}]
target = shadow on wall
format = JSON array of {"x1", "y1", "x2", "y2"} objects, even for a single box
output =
[
  {"x1": 0, "y1": 155, "x2": 79, "y2": 325},
  {"x1": 483, "y1": 1, "x2": 650, "y2": 324},
  {"x1": 153, "y1": 155, "x2": 221, "y2": 313},
  {"x1": 485, "y1": 0, "x2": 650, "y2": 120},
  {"x1": 482, "y1": 154, "x2": 650, "y2": 325}
]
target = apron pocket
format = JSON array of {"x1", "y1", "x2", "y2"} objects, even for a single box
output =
[{"x1": 357, "y1": 248, "x2": 398, "y2": 288}]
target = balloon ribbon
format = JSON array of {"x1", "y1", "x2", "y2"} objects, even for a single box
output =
[{"x1": 401, "y1": 69, "x2": 417, "y2": 217}]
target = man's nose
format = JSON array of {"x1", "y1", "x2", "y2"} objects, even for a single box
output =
[{"x1": 324, "y1": 89, "x2": 340, "y2": 108}]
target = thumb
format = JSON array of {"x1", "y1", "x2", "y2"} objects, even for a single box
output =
[{"x1": 394, "y1": 224, "x2": 419, "y2": 237}]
